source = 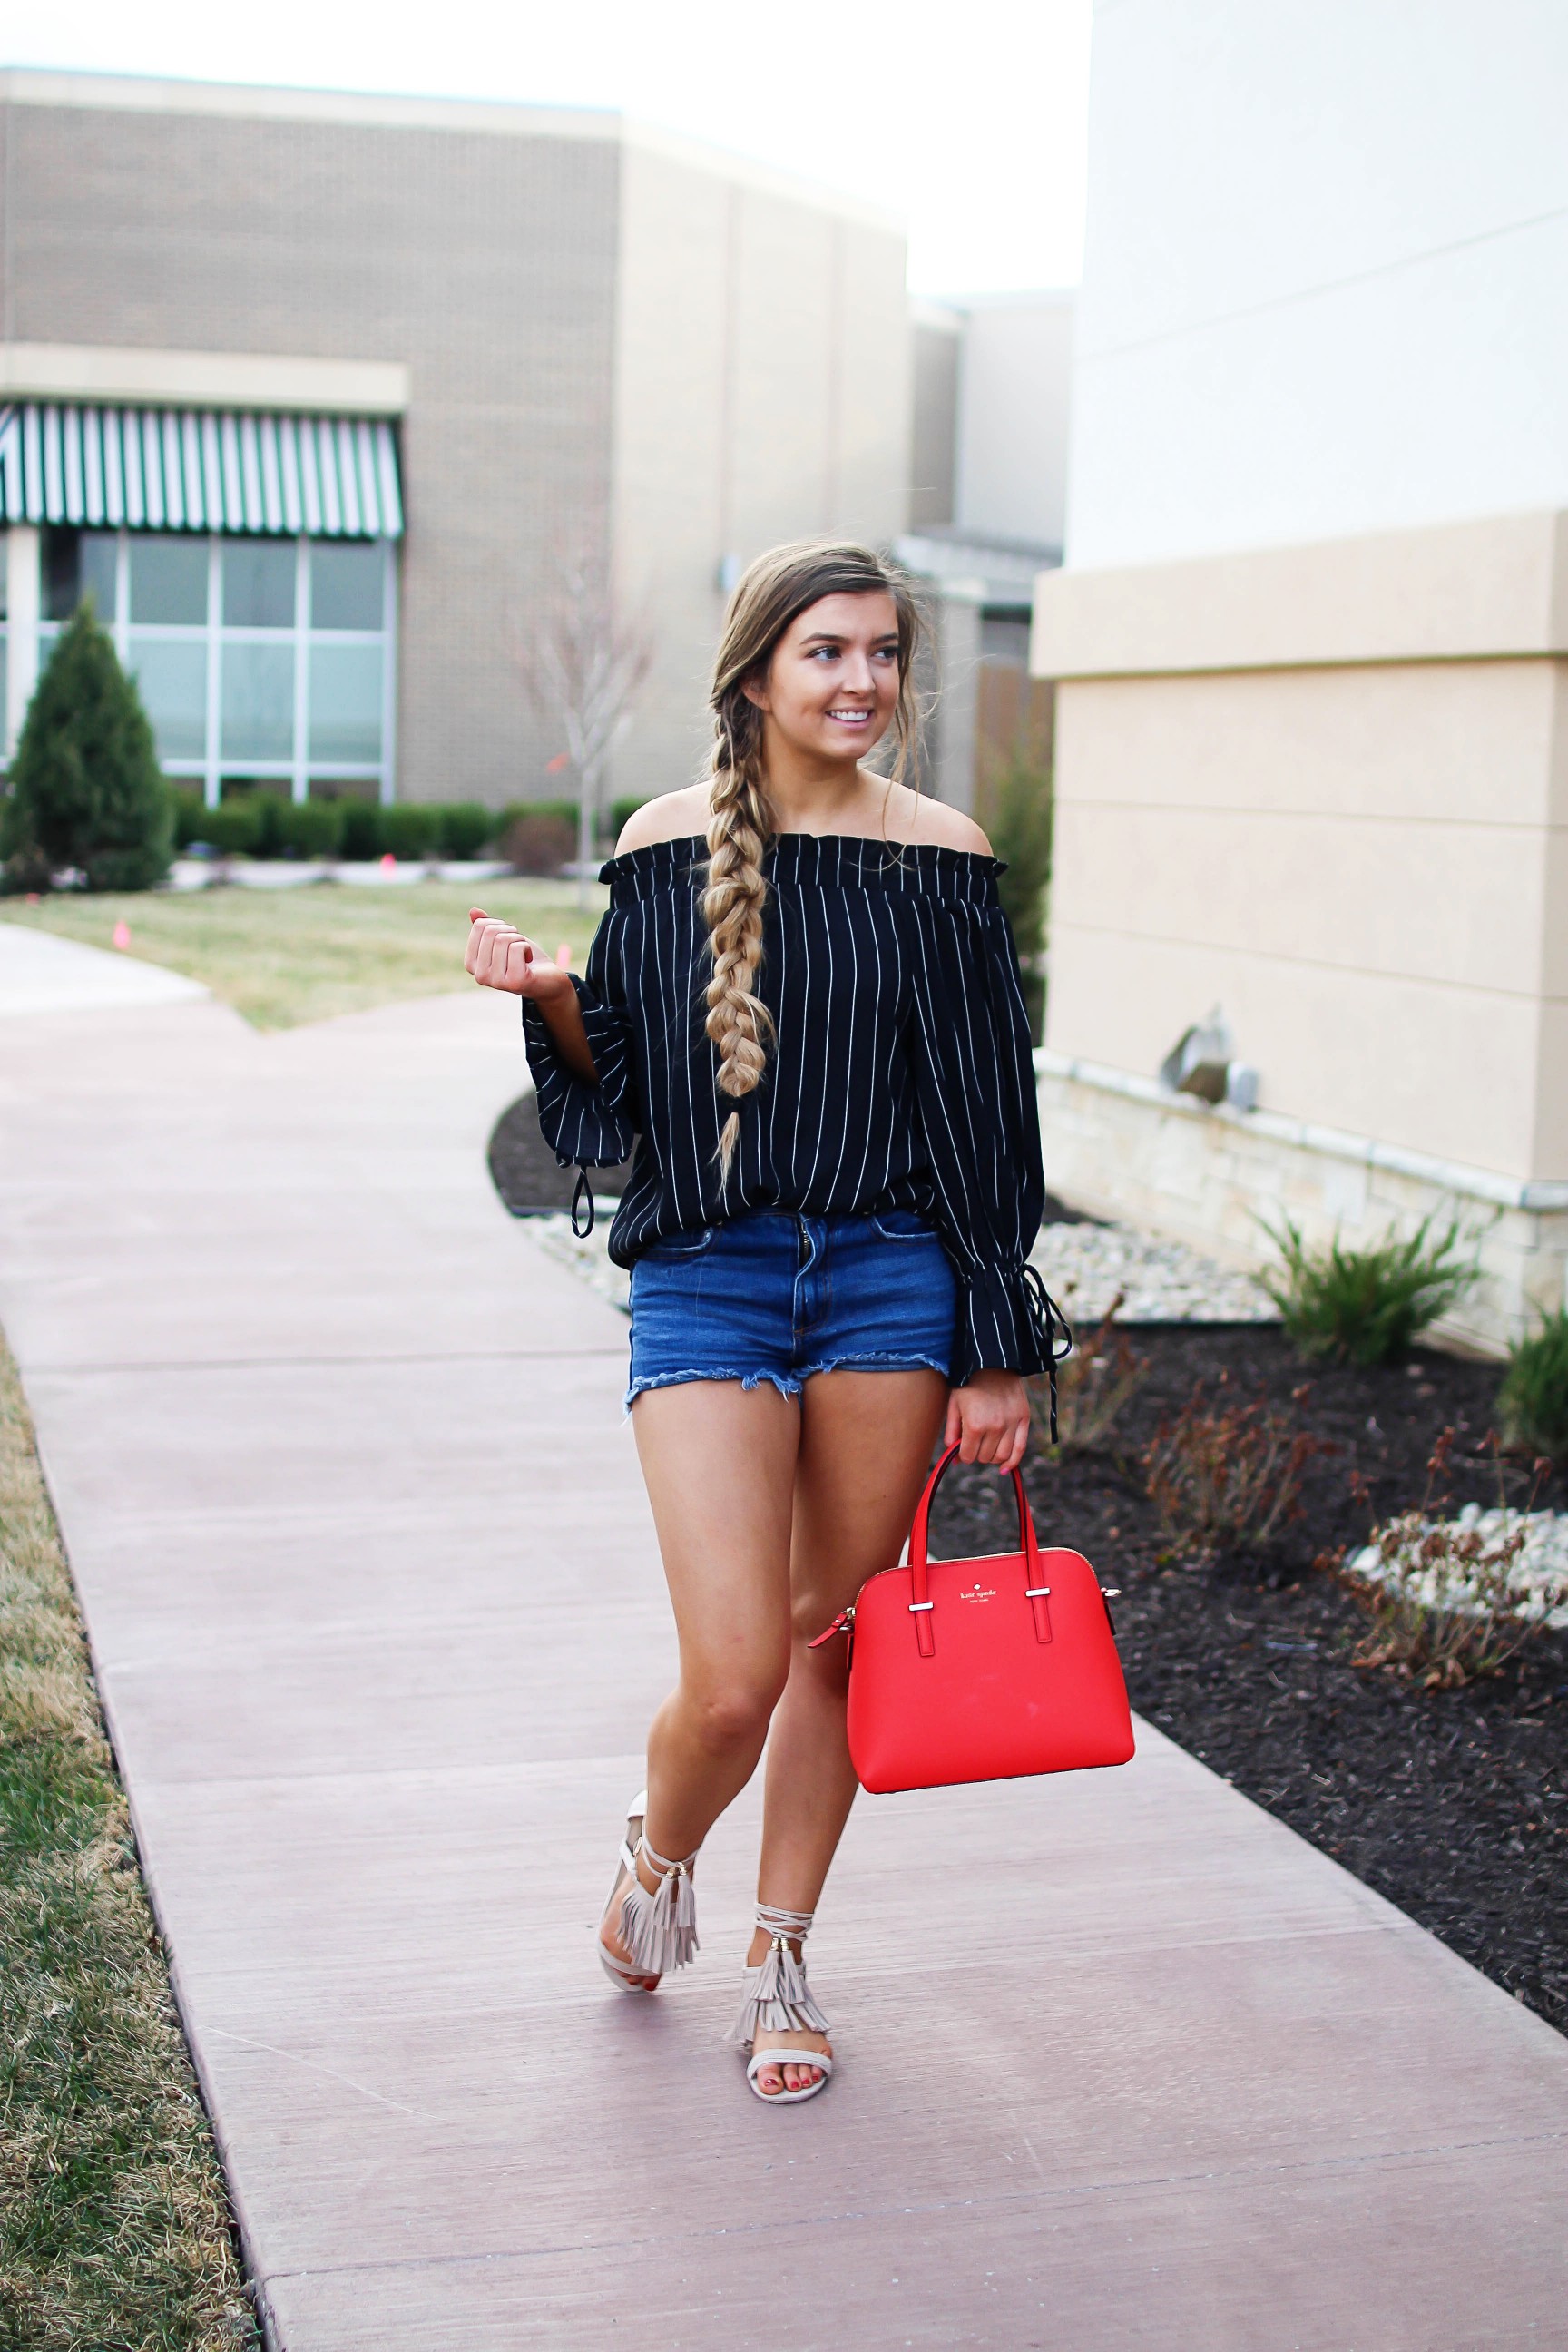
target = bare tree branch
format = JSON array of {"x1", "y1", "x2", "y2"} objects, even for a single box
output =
[{"x1": 515, "y1": 541, "x2": 656, "y2": 905}]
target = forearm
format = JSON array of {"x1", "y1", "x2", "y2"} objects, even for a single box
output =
[{"x1": 536, "y1": 985, "x2": 599, "y2": 1086}]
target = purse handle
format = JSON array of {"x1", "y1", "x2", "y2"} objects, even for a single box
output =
[{"x1": 906, "y1": 1442, "x2": 1048, "y2": 1657}]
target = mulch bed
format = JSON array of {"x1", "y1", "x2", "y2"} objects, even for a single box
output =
[
  {"x1": 930, "y1": 1328, "x2": 1568, "y2": 2036},
  {"x1": 487, "y1": 1099, "x2": 1568, "y2": 2036}
]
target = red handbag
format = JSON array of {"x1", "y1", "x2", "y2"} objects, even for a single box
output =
[{"x1": 810, "y1": 1441, "x2": 1135, "y2": 1794}]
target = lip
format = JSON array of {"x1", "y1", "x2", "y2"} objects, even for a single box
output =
[{"x1": 825, "y1": 707, "x2": 874, "y2": 723}]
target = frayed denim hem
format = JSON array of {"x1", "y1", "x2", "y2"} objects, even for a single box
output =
[
  {"x1": 623, "y1": 1367, "x2": 803, "y2": 1416},
  {"x1": 796, "y1": 1350, "x2": 951, "y2": 1382}
]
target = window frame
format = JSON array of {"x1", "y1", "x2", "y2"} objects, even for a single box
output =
[{"x1": 35, "y1": 527, "x2": 397, "y2": 808}]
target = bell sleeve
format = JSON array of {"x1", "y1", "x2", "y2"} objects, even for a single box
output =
[
  {"x1": 908, "y1": 892, "x2": 1063, "y2": 1386},
  {"x1": 520, "y1": 903, "x2": 640, "y2": 1168}
]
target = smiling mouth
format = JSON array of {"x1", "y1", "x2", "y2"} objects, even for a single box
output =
[{"x1": 826, "y1": 708, "x2": 873, "y2": 721}]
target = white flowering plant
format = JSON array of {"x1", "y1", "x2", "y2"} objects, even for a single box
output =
[{"x1": 1332, "y1": 1431, "x2": 1568, "y2": 1688}]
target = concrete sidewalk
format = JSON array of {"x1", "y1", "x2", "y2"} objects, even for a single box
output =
[
  {"x1": 0, "y1": 985, "x2": 1563, "y2": 2350},
  {"x1": 0, "y1": 916, "x2": 208, "y2": 1014}
]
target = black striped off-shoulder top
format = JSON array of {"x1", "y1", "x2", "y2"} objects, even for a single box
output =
[{"x1": 522, "y1": 831, "x2": 1056, "y2": 1385}]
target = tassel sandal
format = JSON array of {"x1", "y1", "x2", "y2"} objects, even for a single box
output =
[
  {"x1": 726, "y1": 1903, "x2": 834, "y2": 2102},
  {"x1": 597, "y1": 1789, "x2": 700, "y2": 1994}
]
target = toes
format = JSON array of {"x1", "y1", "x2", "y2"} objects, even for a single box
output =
[{"x1": 757, "y1": 2068, "x2": 783, "y2": 2096}]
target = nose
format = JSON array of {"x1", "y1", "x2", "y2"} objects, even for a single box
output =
[{"x1": 837, "y1": 650, "x2": 877, "y2": 695}]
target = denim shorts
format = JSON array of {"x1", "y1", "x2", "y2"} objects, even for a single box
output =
[{"x1": 626, "y1": 1210, "x2": 956, "y2": 1409}]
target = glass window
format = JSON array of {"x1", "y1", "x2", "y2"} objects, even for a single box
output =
[
  {"x1": 131, "y1": 535, "x2": 208, "y2": 626},
  {"x1": 220, "y1": 642, "x2": 295, "y2": 762},
  {"x1": 223, "y1": 539, "x2": 295, "y2": 629},
  {"x1": 310, "y1": 542, "x2": 383, "y2": 632},
  {"x1": 129, "y1": 638, "x2": 209, "y2": 762},
  {"x1": 43, "y1": 528, "x2": 119, "y2": 622},
  {"x1": 308, "y1": 643, "x2": 382, "y2": 763}
]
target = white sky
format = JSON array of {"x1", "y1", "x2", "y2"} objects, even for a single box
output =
[{"x1": 2, "y1": 0, "x2": 1093, "y2": 297}]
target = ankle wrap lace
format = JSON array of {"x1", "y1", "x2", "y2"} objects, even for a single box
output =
[
  {"x1": 725, "y1": 1904, "x2": 830, "y2": 2046},
  {"x1": 618, "y1": 1832, "x2": 700, "y2": 1975}
]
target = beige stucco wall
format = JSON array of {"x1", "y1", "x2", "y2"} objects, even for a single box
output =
[
  {"x1": 1034, "y1": 511, "x2": 1568, "y2": 1190},
  {"x1": 611, "y1": 136, "x2": 909, "y2": 802}
]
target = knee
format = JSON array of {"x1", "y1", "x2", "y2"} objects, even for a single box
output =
[{"x1": 684, "y1": 1671, "x2": 785, "y2": 1757}]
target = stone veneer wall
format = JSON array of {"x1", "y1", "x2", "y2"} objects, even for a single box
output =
[{"x1": 1036, "y1": 1051, "x2": 1568, "y2": 1360}]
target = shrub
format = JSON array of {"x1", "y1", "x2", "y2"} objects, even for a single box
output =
[
  {"x1": 379, "y1": 803, "x2": 439, "y2": 860},
  {"x1": 170, "y1": 788, "x2": 209, "y2": 850},
  {"x1": 1499, "y1": 1308, "x2": 1568, "y2": 1465},
  {"x1": 1, "y1": 602, "x2": 172, "y2": 892},
  {"x1": 337, "y1": 799, "x2": 385, "y2": 860},
  {"x1": 247, "y1": 791, "x2": 290, "y2": 860},
  {"x1": 1143, "y1": 1375, "x2": 1321, "y2": 1562},
  {"x1": 1259, "y1": 1212, "x2": 1478, "y2": 1367},
  {"x1": 1028, "y1": 1292, "x2": 1148, "y2": 1455},
  {"x1": 505, "y1": 809, "x2": 575, "y2": 876},
  {"x1": 436, "y1": 801, "x2": 495, "y2": 859},
  {"x1": 273, "y1": 798, "x2": 343, "y2": 858},
  {"x1": 609, "y1": 794, "x2": 649, "y2": 843},
  {"x1": 983, "y1": 745, "x2": 1053, "y2": 1044},
  {"x1": 1328, "y1": 1431, "x2": 1568, "y2": 1687},
  {"x1": 203, "y1": 799, "x2": 262, "y2": 856}
]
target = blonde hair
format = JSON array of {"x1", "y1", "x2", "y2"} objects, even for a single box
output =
[{"x1": 702, "y1": 540, "x2": 925, "y2": 1179}]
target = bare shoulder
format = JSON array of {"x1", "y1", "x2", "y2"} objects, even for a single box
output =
[
  {"x1": 878, "y1": 780, "x2": 992, "y2": 856},
  {"x1": 615, "y1": 784, "x2": 710, "y2": 854}
]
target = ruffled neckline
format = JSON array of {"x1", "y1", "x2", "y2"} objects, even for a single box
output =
[{"x1": 598, "y1": 832, "x2": 1004, "y2": 887}]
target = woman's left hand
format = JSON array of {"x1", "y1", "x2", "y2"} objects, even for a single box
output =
[{"x1": 945, "y1": 1369, "x2": 1031, "y2": 1473}]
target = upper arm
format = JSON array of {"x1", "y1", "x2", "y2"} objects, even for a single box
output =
[{"x1": 616, "y1": 785, "x2": 710, "y2": 854}]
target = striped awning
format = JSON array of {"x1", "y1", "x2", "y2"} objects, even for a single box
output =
[{"x1": 0, "y1": 402, "x2": 403, "y2": 539}]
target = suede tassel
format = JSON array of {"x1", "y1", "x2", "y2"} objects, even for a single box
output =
[
  {"x1": 618, "y1": 1842, "x2": 699, "y2": 1975},
  {"x1": 725, "y1": 1906, "x2": 829, "y2": 2046}
]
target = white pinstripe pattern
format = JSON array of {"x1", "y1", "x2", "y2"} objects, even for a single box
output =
[{"x1": 522, "y1": 834, "x2": 1052, "y2": 1381}]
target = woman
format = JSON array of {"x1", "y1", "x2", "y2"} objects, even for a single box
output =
[{"x1": 466, "y1": 540, "x2": 1055, "y2": 2103}]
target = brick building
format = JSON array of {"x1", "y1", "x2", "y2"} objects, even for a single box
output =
[{"x1": 0, "y1": 69, "x2": 909, "y2": 810}]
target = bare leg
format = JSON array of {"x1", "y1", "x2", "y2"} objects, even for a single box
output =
[
  {"x1": 600, "y1": 1378, "x2": 800, "y2": 1982},
  {"x1": 750, "y1": 1367, "x2": 949, "y2": 2092}
]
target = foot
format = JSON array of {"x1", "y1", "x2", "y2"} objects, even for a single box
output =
[
  {"x1": 600, "y1": 1837, "x2": 663, "y2": 1991},
  {"x1": 745, "y1": 1926, "x2": 831, "y2": 2095}
]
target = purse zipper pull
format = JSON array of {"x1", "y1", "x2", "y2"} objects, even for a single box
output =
[{"x1": 808, "y1": 1605, "x2": 856, "y2": 1650}]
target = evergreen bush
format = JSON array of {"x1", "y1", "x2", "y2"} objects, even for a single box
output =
[
  {"x1": 609, "y1": 794, "x2": 650, "y2": 844},
  {"x1": 270, "y1": 798, "x2": 342, "y2": 858},
  {"x1": 1260, "y1": 1213, "x2": 1478, "y2": 1367},
  {"x1": 337, "y1": 799, "x2": 385, "y2": 860},
  {"x1": 1, "y1": 603, "x2": 172, "y2": 892},
  {"x1": 170, "y1": 788, "x2": 209, "y2": 851},
  {"x1": 1498, "y1": 1308, "x2": 1568, "y2": 1465},
  {"x1": 379, "y1": 803, "x2": 438, "y2": 860},
  {"x1": 436, "y1": 801, "x2": 495, "y2": 860},
  {"x1": 202, "y1": 799, "x2": 262, "y2": 857},
  {"x1": 982, "y1": 745, "x2": 1053, "y2": 1043}
]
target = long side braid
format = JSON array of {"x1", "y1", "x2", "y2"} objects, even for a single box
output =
[{"x1": 702, "y1": 707, "x2": 774, "y2": 1182}]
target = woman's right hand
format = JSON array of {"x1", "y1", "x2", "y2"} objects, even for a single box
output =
[{"x1": 466, "y1": 908, "x2": 575, "y2": 1002}]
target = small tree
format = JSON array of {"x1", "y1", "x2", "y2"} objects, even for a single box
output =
[
  {"x1": 515, "y1": 543, "x2": 655, "y2": 908},
  {"x1": 2, "y1": 602, "x2": 172, "y2": 892}
]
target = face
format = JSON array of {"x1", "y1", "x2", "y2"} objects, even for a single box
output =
[{"x1": 743, "y1": 590, "x2": 901, "y2": 763}]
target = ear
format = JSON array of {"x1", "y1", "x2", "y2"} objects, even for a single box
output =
[{"x1": 740, "y1": 670, "x2": 770, "y2": 713}]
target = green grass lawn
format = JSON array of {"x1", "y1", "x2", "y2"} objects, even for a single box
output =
[
  {"x1": 0, "y1": 878, "x2": 609, "y2": 1030},
  {"x1": 0, "y1": 1333, "x2": 259, "y2": 2350}
]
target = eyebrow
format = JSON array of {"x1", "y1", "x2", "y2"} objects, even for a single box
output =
[{"x1": 797, "y1": 630, "x2": 900, "y2": 648}]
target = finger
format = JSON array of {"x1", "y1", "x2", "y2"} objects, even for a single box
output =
[
  {"x1": 468, "y1": 906, "x2": 489, "y2": 925},
  {"x1": 503, "y1": 938, "x2": 534, "y2": 991}
]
